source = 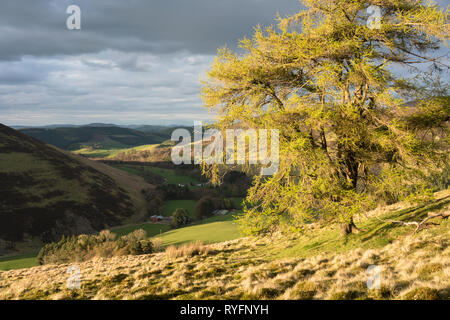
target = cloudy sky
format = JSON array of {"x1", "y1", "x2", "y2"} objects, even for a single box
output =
[{"x1": 0, "y1": 0, "x2": 303, "y2": 126}]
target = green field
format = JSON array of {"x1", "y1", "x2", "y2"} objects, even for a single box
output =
[
  {"x1": 112, "y1": 213, "x2": 240, "y2": 247},
  {"x1": 0, "y1": 254, "x2": 38, "y2": 271},
  {"x1": 155, "y1": 214, "x2": 241, "y2": 246}
]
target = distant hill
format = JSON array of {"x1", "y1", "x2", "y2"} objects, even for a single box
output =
[
  {"x1": 11, "y1": 124, "x2": 78, "y2": 130},
  {"x1": 0, "y1": 124, "x2": 150, "y2": 245},
  {"x1": 19, "y1": 126, "x2": 171, "y2": 151},
  {"x1": 129, "y1": 125, "x2": 193, "y2": 134}
]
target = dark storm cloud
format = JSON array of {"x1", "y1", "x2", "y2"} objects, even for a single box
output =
[
  {"x1": 0, "y1": 0, "x2": 304, "y2": 125},
  {"x1": 0, "y1": 1, "x2": 447, "y2": 126},
  {"x1": 0, "y1": 0, "x2": 302, "y2": 61}
]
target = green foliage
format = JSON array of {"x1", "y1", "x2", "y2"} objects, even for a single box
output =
[
  {"x1": 194, "y1": 197, "x2": 216, "y2": 220},
  {"x1": 201, "y1": 0, "x2": 449, "y2": 235},
  {"x1": 37, "y1": 229, "x2": 153, "y2": 265},
  {"x1": 171, "y1": 208, "x2": 192, "y2": 228}
]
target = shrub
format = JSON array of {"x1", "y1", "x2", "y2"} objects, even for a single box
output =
[
  {"x1": 142, "y1": 188, "x2": 164, "y2": 215},
  {"x1": 124, "y1": 229, "x2": 147, "y2": 241},
  {"x1": 152, "y1": 238, "x2": 164, "y2": 252},
  {"x1": 223, "y1": 198, "x2": 233, "y2": 210},
  {"x1": 171, "y1": 208, "x2": 192, "y2": 228},
  {"x1": 194, "y1": 197, "x2": 215, "y2": 220},
  {"x1": 37, "y1": 229, "x2": 153, "y2": 265}
]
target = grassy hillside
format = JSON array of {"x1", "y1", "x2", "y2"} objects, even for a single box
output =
[
  {"x1": 0, "y1": 124, "x2": 150, "y2": 248},
  {"x1": 112, "y1": 165, "x2": 201, "y2": 185},
  {"x1": 0, "y1": 190, "x2": 448, "y2": 300},
  {"x1": 111, "y1": 214, "x2": 239, "y2": 246},
  {"x1": 0, "y1": 254, "x2": 38, "y2": 271},
  {"x1": 108, "y1": 142, "x2": 173, "y2": 162},
  {"x1": 75, "y1": 144, "x2": 160, "y2": 159}
]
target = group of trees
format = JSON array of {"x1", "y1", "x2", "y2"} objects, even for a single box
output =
[
  {"x1": 194, "y1": 196, "x2": 236, "y2": 220},
  {"x1": 201, "y1": 0, "x2": 449, "y2": 235},
  {"x1": 171, "y1": 208, "x2": 192, "y2": 228},
  {"x1": 138, "y1": 167, "x2": 166, "y2": 185},
  {"x1": 37, "y1": 229, "x2": 153, "y2": 265},
  {"x1": 155, "y1": 184, "x2": 193, "y2": 200},
  {"x1": 142, "y1": 188, "x2": 164, "y2": 216}
]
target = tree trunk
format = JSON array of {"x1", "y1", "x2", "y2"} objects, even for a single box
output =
[{"x1": 341, "y1": 217, "x2": 361, "y2": 236}]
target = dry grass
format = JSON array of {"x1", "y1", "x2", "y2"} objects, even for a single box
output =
[
  {"x1": 165, "y1": 241, "x2": 211, "y2": 259},
  {"x1": 1, "y1": 191, "x2": 448, "y2": 300},
  {"x1": 152, "y1": 238, "x2": 164, "y2": 252},
  {"x1": 0, "y1": 224, "x2": 448, "y2": 300}
]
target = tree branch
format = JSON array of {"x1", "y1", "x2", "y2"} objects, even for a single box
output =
[{"x1": 376, "y1": 210, "x2": 449, "y2": 234}]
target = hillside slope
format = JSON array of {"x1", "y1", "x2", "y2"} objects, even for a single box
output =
[
  {"x1": 19, "y1": 126, "x2": 170, "y2": 151},
  {"x1": 0, "y1": 191, "x2": 448, "y2": 300},
  {"x1": 0, "y1": 124, "x2": 150, "y2": 245}
]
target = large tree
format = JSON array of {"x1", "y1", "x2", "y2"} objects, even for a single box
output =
[{"x1": 201, "y1": 0, "x2": 449, "y2": 235}]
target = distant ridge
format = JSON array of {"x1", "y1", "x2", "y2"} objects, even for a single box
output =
[{"x1": 18, "y1": 126, "x2": 170, "y2": 151}]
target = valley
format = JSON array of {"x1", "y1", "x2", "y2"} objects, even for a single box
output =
[
  {"x1": 0, "y1": 121, "x2": 448, "y2": 301},
  {"x1": 0, "y1": 123, "x2": 246, "y2": 271}
]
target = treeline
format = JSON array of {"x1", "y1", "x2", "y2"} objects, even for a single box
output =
[
  {"x1": 141, "y1": 170, "x2": 250, "y2": 217},
  {"x1": 194, "y1": 196, "x2": 237, "y2": 220},
  {"x1": 170, "y1": 197, "x2": 240, "y2": 229},
  {"x1": 37, "y1": 229, "x2": 153, "y2": 265}
]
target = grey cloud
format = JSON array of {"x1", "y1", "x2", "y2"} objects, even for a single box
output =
[
  {"x1": 0, "y1": 50, "x2": 214, "y2": 125},
  {"x1": 0, "y1": 0, "x2": 305, "y2": 126},
  {"x1": 0, "y1": 58, "x2": 64, "y2": 84},
  {"x1": 0, "y1": 0, "x2": 302, "y2": 60}
]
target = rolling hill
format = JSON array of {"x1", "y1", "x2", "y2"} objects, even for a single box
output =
[
  {"x1": 0, "y1": 124, "x2": 151, "y2": 249},
  {"x1": 19, "y1": 126, "x2": 171, "y2": 151}
]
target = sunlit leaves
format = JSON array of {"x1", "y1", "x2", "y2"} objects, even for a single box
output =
[{"x1": 201, "y1": 0, "x2": 449, "y2": 234}]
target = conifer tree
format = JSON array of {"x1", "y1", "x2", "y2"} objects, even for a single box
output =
[{"x1": 201, "y1": 0, "x2": 449, "y2": 235}]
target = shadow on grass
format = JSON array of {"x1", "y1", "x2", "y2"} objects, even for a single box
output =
[{"x1": 358, "y1": 196, "x2": 450, "y2": 243}]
